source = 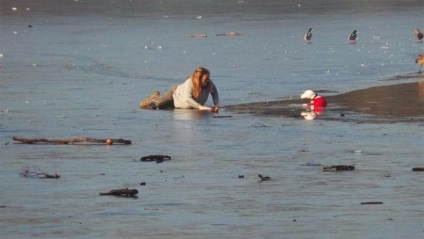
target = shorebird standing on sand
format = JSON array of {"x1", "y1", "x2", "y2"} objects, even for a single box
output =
[
  {"x1": 416, "y1": 54, "x2": 424, "y2": 74},
  {"x1": 348, "y1": 30, "x2": 357, "y2": 44},
  {"x1": 414, "y1": 28, "x2": 423, "y2": 43},
  {"x1": 304, "y1": 28, "x2": 313, "y2": 43}
]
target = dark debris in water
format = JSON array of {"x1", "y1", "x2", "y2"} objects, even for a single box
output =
[
  {"x1": 412, "y1": 167, "x2": 424, "y2": 171},
  {"x1": 20, "y1": 166, "x2": 60, "y2": 179},
  {"x1": 99, "y1": 188, "x2": 139, "y2": 198},
  {"x1": 322, "y1": 165, "x2": 355, "y2": 171},
  {"x1": 258, "y1": 174, "x2": 271, "y2": 182},
  {"x1": 361, "y1": 201, "x2": 383, "y2": 205},
  {"x1": 140, "y1": 155, "x2": 172, "y2": 163}
]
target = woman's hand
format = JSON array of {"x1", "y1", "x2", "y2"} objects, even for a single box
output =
[
  {"x1": 198, "y1": 105, "x2": 212, "y2": 111},
  {"x1": 198, "y1": 105, "x2": 219, "y2": 113},
  {"x1": 211, "y1": 106, "x2": 219, "y2": 113}
]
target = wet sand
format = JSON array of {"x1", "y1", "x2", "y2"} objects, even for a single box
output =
[{"x1": 226, "y1": 75, "x2": 424, "y2": 123}]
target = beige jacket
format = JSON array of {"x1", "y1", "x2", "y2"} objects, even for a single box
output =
[{"x1": 173, "y1": 78, "x2": 219, "y2": 109}]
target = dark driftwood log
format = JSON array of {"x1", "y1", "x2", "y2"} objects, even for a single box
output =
[
  {"x1": 140, "y1": 155, "x2": 171, "y2": 162},
  {"x1": 99, "y1": 188, "x2": 139, "y2": 197},
  {"x1": 13, "y1": 137, "x2": 131, "y2": 145},
  {"x1": 412, "y1": 167, "x2": 424, "y2": 171},
  {"x1": 322, "y1": 165, "x2": 355, "y2": 171},
  {"x1": 361, "y1": 201, "x2": 383, "y2": 205}
]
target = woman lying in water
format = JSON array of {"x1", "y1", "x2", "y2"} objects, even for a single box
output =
[{"x1": 140, "y1": 67, "x2": 219, "y2": 112}]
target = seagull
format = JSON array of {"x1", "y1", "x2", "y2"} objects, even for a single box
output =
[
  {"x1": 304, "y1": 28, "x2": 313, "y2": 43},
  {"x1": 349, "y1": 30, "x2": 357, "y2": 44},
  {"x1": 414, "y1": 28, "x2": 423, "y2": 43},
  {"x1": 416, "y1": 54, "x2": 424, "y2": 74}
]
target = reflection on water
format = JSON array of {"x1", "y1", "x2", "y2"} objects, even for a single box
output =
[
  {"x1": 301, "y1": 105, "x2": 326, "y2": 120},
  {"x1": 172, "y1": 109, "x2": 212, "y2": 121},
  {"x1": 301, "y1": 110, "x2": 317, "y2": 120}
]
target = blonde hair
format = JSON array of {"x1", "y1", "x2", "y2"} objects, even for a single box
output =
[{"x1": 191, "y1": 67, "x2": 210, "y2": 98}]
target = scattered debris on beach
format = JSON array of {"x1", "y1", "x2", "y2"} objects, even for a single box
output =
[
  {"x1": 99, "y1": 188, "x2": 139, "y2": 198},
  {"x1": 13, "y1": 136, "x2": 132, "y2": 145},
  {"x1": 140, "y1": 155, "x2": 172, "y2": 163},
  {"x1": 322, "y1": 165, "x2": 355, "y2": 171},
  {"x1": 20, "y1": 166, "x2": 60, "y2": 179}
]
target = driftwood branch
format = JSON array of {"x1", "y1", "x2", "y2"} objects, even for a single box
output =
[
  {"x1": 20, "y1": 166, "x2": 60, "y2": 179},
  {"x1": 13, "y1": 137, "x2": 131, "y2": 145},
  {"x1": 140, "y1": 155, "x2": 171, "y2": 163},
  {"x1": 99, "y1": 188, "x2": 139, "y2": 198},
  {"x1": 322, "y1": 165, "x2": 355, "y2": 171},
  {"x1": 361, "y1": 201, "x2": 383, "y2": 205}
]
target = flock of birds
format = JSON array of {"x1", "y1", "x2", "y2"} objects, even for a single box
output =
[
  {"x1": 304, "y1": 27, "x2": 424, "y2": 73},
  {"x1": 303, "y1": 28, "x2": 362, "y2": 44},
  {"x1": 303, "y1": 28, "x2": 423, "y2": 44}
]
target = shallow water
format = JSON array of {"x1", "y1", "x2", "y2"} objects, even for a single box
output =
[{"x1": 1, "y1": 1, "x2": 424, "y2": 238}]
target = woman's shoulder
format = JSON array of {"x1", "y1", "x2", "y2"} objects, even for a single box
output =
[
  {"x1": 177, "y1": 78, "x2": 193, "y2": 91},
  {"x1": 177, "y1": 78, "x2": 192, "y2": 86},
  {"x1": 182, "y1": 77, "x2": 192, "y2": 83}
]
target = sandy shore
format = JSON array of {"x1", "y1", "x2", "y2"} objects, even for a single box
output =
[{"x1": 225, "y1": 75, "x2": 424, "y2": 123}]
